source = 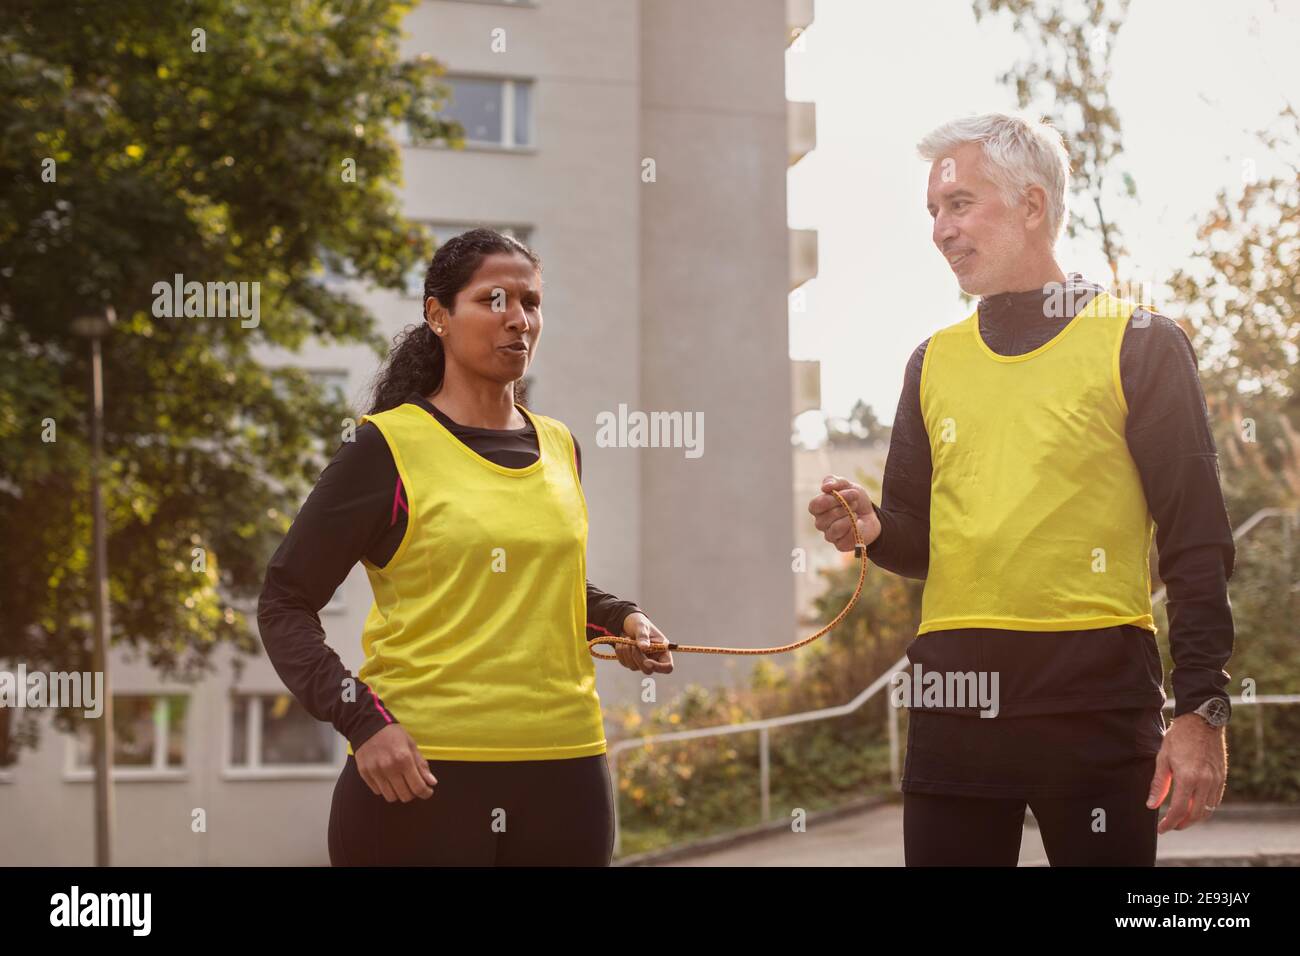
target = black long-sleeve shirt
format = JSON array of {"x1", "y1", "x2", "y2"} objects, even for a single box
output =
[
  {"x1": 256, "y1": 391, "x2": 642, "y2": 752},
  {"x1": 871, "y1": 273, "x2": 1235, "y2": 720}
]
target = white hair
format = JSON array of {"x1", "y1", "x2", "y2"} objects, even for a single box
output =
[{"x1": 917, "y1": 112, "x2": 1071, "y2": 243}]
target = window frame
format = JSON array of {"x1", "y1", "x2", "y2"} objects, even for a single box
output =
[
  {"x1": 64, "y1": 693, "x2": 190, "y2": 783},
  {"x1": 306, "y1": 367, "x2": 351, "y2": 406},
  {"x1": 409, "y1": 73, "x2": 537, "y2": 151},
  {"x1": 222, "y1": 692, "x2": 343, "y2": 781}
]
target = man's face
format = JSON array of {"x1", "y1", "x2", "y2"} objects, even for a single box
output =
[{"x1": 926, "y1": 141, "x2": 1029, "y2": 296}]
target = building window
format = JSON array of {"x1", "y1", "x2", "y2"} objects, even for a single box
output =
[
  {"x1": 405, "y1": 223, "x2": 534, "y2": 297},
  {"x1": 427, "y1": 76, "x2": 534, "y2": 148},
  {"x1": 267, "y1": 368, "x2": 351, "y2": 414},
  {"x1": 319, "y1": 249, "x2": 354, "y2": 288},
  {"x1": 229, "y1": 693, "x2": 339, "y2": 770},
  {"x1": 306, "y1": 369, "x2": 350, "y2": 406},
  {"x1": 72, "y1": 695, "x2": 188, "y2": 773},
  {"x1": 511, "y1": 81, "x2": 532, "y2": 147}
]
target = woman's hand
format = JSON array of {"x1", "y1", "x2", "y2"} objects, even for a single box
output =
[
  {"x1": 614, "y1": 611, "x2": 674, "y2": 675},
  {"x1": 354, "y1": 723, "x2": 438, "y2": 803}
]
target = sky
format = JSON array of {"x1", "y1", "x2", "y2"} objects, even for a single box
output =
[{"x1": 785, "y1": 0, "x2": 1300, "y2": 442}]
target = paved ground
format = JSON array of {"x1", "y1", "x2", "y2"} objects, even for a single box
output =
[{"x1": 662, "y1": 803, "x2": 1300, "y2": 866}]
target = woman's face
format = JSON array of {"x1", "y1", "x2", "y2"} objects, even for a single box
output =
[{"x1": 427, "y1": 251, "x2": 542, "y2": 387}]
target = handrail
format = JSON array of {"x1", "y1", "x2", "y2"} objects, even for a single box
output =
[
  {"x1": 609, "y1": 506, "x2": 1298, "y2": 855},
  {"x1": 608, "y1": 653, "x2": 908, "y2": 855},
  {"x1": 1150, "y1": 506, "x2": 1293, "y2": 606},
  {"x1": 605, "y1": 654, "x2": 907, "y2": 757}
]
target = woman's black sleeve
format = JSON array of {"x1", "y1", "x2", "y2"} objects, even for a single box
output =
[
  {"x1": 256, "y1": 423, "x2": 401, "y2": 751},
  {"x1": 570, "y1": 431, "x2": 644, "y2": 636}
]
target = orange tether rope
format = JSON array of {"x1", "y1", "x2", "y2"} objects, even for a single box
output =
[{"x1": 587, "y1": 489, "x2": 868, "y2": 660}]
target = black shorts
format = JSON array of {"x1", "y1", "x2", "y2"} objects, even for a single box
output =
[
  {"x1": 903, "y1": 757, "x2": 1160, "y2": 865},
  {"x1": 901, "y1": 708, "x2": 1164, "y2": 865},
  {"x1": 328, "y1": 753, "x2": 614, "y2": 866},
  {"x1": 902, "y1": 706, "x2": 1166, "y2": 798}
]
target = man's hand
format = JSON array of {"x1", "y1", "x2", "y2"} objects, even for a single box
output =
[
  {"x1": 1147, "y1": 713, "x2": 1227, "y2": 833},
  {"x1": 613, "y1": 611, "x2": 673, "y2": 675},
  {"x1": 808, "y1": 475, "x2": 882, "y2": 553},
  {"x1": 354, "y1": 723, "x2": 438, "y2": 803}
]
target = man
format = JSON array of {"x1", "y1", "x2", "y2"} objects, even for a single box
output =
[{"x1": 808, "y1": 113, "x2": 1234, "y2": 866}]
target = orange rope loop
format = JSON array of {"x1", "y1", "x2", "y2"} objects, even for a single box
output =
[{"x1": 587, "y1": 489, "x2": 868, "y2": 660}]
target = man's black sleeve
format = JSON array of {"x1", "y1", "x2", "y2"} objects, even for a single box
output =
[
  {"x1": 256, "y1": 423, "x2": 400, "y2": 751},
  {"x1": 571, "y1": 432, "x2": 644, "y2": 636},
  {"x1": 1122, "y1": 309, "x2": 1236, "y2": 717},
  {"x1": 865, "y1": 339, "x2": 934, "y2": 579}
]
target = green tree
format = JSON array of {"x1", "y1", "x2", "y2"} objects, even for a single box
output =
[
  {"x1": 972, "y1": 0, "x2": 1136, "y2": 283},
  {"x1": 0, "y1": 0, "x2": 461, "y2": 743},
  {"x1": 1167, "y1": 107, "x2": 1300, "y2": 520},
  {"x1": 825, "y1": 399, "x2": 892, "y2": 448}
]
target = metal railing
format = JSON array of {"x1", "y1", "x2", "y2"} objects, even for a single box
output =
[
  {"x1": 608, "y1": 507, "x2": 1298, "y2": 857},
  {"x1": 608, "y1": 652, "x2": 908, "y2": 855}
]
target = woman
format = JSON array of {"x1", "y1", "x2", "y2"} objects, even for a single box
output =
[{"x1": 257, "y1": 227, "x2": 673, "y2": 866}]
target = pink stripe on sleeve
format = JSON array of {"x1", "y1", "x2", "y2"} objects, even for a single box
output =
[{"x1": 369, "y1": 689, "x2": 394, "y2": 724}]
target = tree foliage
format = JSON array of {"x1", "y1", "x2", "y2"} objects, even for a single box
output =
[
  {"x1": 825, "y1": 399, "x2": 892, "y2": 448},
  {"x1": 1167, "y1": 107, "x2": 1300, "y2": 518},
  {"x1": 0, "y1": 1, "x2": 460, "y2": 735},
  {"x1": 972, "y1": 0, "x2": 1136, "y2": 281}
]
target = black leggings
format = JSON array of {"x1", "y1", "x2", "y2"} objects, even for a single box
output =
[
  {"x1": 903, "y1": 758, "x2": 1159, "y2": 866},
  {"x1": 328, "y1": 753, "x2": 614, "y2": 866}
]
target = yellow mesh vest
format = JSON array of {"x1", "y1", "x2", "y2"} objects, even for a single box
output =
[
  {"x1": 346, "y1": 401, "x2": 605, "y2": 761},
  {"x1": 918, "y1": 291, "x2": 1157, "y2": 634}
]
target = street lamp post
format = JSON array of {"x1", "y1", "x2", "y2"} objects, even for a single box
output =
[{"x1": 72, "y1": 306, "x2": 116, "y2": 867}]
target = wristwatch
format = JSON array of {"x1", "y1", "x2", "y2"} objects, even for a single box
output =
[{"x1": 1191, "y1": 696, "x2": 1231, "y2": 728}]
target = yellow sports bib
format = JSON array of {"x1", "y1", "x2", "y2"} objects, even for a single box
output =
[
  {"x1": 918, "y1": 291, "x2": 1157, "y2": 634},
  {"x1": 347, "y1": 401, "x2": 605, "y2": 761}
]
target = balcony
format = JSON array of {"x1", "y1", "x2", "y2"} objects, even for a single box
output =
[
  {"x1": 789, "y1": 228, "x2": 818, "y2": 292},
  {"x1": 791, "y1": 359, "x2": 821, "y2": 417},
  {"x1": 787, "y1": 0, "x2": 814, "y2": 47},
  {"x1": 788, "y1": 100, "x2": 816, "y2": 166}
]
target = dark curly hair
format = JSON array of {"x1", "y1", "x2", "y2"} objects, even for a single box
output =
[{"x1": 367, "y1": 227, "x2": 542, "y2": 415}]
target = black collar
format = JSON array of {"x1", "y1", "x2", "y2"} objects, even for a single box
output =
[
  {"x1": 977, "y1": 272, "x2": 1105, "y2": 329},
  {"x1": 403, "y1": 391, "x2": 532, "y2": 434}
]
